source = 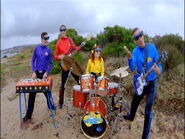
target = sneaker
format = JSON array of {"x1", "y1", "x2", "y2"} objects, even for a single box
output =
[{"x1": 58, "y1": 104, "x2": 63, "y2": 109}]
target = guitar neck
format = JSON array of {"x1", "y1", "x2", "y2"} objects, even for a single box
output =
[
  {"x1": 70, "y1": 39, "x2": 87, "y2": 57},
  {"x1": 144, "y1": 59, "x2": 160, "y2": 79}
]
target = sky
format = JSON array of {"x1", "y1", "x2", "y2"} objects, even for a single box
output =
[{"x1": 1, "y1": 0, "x2": 184, "y2": 50}]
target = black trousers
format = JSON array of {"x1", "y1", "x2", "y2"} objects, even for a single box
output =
[
  {"x1": 59, "y1": 69, "x2": 79, "y2": 105},
  {"x1": 129, "y1": 80, "x2": 156, "y2": 139},
  {"x1": 25, "y1": 70, "x2": 52, "y2": 118}
]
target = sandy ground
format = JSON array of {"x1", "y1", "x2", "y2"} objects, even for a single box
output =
[{"x1": 1, "y1": 71, "x2": 184, "y2": 139}]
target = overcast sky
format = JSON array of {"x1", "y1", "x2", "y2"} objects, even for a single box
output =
[{"x1": 1, "y1": 0, "x2": 184, "y2": 50}]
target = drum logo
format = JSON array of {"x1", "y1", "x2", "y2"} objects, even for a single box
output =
[{"x1": 83, "y1": 112, "x2": 103, "y2": 127}]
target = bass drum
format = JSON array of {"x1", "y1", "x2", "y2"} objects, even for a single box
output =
[{"x1": 81, "y1": 97, "x2": 107, "y2": 138}]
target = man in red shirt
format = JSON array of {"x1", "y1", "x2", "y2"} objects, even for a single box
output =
[{"x1": 54, "y1": 25, "x2": 86, "y2": 109}]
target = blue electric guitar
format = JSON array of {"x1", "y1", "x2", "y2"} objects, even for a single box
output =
[{"x1": 133, "y1": 51, "x2": 168, "y2": 96}]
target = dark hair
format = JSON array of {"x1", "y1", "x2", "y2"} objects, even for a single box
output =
[
  {"x1": 60, "y1": 25, "x2": 66, "y2": 28},
  {"x1": 41, "y1": 32, "x2": 48, "y2": 39},
  {"x1": 132, "y1": 27, "x2": 139, "y2": 35}
]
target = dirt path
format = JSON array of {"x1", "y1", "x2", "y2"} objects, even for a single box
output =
[{"x1": 1, "y1": 73, "x2": 184, "y2": 139}]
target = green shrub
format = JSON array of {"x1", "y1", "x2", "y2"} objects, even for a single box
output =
[
  {"x1": 162, "y1": 45, "x2": 184, "y2": 70},
  {"x1": 20, "y1": 54, "x2": 25, "y2": 59}
]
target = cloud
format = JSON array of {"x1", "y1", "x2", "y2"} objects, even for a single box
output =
[{"x1": 1, "y1": 0, "x2": 184, "y2": 49}]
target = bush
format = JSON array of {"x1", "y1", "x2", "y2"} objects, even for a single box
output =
[
  {"x1": 20, "y1": 54, "x2": 25, "y2": 59},
  {"x1": 152, "y1": 34, "x2": 184, "y2": 54},
  {"x1": 162, "y1": 45, "x2": 184, "y2": 71}
]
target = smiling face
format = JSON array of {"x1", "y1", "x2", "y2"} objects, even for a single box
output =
[
  {"x1": 95, "y1": 50, "x2": 100, "y2": 58},
  {"x1": 133, "y1": 29, "x2": 145, "y2": 48}
]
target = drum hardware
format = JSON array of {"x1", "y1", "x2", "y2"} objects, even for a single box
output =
[
  {"x1": 108, "y1": 95, "x2": 114, "y2": 124},
  {"x1": 56, "y1": 67, "x2": 78, "y2": 137},
  {"x1": 109, "y1": 73, "x2": 125, "y2": 139}
]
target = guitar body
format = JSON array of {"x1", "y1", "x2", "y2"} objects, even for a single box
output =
[
  {"x1": 133, "y1": 71, "x2": 147, "y2": 96},
  {"x1": 133, "y1": 51, "x2": 168, "y2": 96}
]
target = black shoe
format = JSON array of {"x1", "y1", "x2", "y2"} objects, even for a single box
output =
[
  {"x1": 58, "y1": 104, "x2": 63, "y2": 109},
  {"x1": 23, "y1": 116, "x2": 31, "y2": 122},
  {"x1": 123, "y1": 115, "x2": 133, "y2": 122},
  {"x1": 123, "y1": 115, "x2": 130, "y2": 120}
]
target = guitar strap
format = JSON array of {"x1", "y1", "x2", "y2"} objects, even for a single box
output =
[
  {"x1": 144, "y1": 43, "x2": 148, "y2": 73},
  {"x1": 66, "y1": 37, "x2": 74, "y2": 55}
]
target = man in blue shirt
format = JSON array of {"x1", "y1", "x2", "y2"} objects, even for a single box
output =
[
  {"x1": 23, "y1": 32, "x2": 53, "y2": 123},
  {"x1": 123, "y1": 27, "x2": 162, "y2": 139}
]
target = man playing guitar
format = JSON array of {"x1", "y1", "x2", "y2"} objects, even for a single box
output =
[
  {"x1": 54, "y1": 25, "x2": 86, "y2": 109},
  {"x1": 123, "y1": 27, "x2": 162, "y2": 139}
]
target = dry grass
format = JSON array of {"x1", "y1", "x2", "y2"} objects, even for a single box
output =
[{"x1": 1, "y1": 48, "x2": 184, "y2": 114}]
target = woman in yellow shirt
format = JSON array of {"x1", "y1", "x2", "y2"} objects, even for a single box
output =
[{"x1": 86, "y1": 45, "x2": 104, "y2": 80}]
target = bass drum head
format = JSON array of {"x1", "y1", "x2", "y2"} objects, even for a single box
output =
[{"x1": 81, "y1": 112, "x2": 107, "y2": 139}]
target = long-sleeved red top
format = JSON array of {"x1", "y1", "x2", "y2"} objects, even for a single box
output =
[{"x1": 54, "y1": 37, "x2": 81, "y2": 61}]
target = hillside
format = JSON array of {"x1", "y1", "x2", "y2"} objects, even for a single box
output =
[{"x1": 1, "y1": 46, "x2": 184, "y2": 139}]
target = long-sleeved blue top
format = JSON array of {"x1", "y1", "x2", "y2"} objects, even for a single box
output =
[
  {"x1": 128, "y1": 43, "x2": 162, "y2": 82},
  {"x1": 32, "y1": 44, "x2": 53, "y2": 74}
]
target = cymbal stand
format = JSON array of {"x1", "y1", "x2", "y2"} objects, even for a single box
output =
[
  {"x1": 109, "y1": 73, "x2": 124, "y2": 139},
  {"x1": 108, "y1": 94, "x2": 115, "y2": 123},
  {"x1": 56, "y1": 67, "x2": 76, "y2": 137}
]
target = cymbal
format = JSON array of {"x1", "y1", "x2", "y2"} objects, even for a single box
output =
[
  {"x1": 63, "y1": 56, "x2": 85, "y2": 76},
  {"x1": 110, "y1": 66, "x2": 129, "y2": 77}
]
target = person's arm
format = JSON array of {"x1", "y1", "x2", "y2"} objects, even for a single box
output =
[
  {"x1": 153, "y1": 46, "x2": 162, "y2": 76},
  {"x1": 128, "y1": 49, "x2": 137, "y2": 71},
  {"x1": 54, "y1": 41, "x2": 60, "y2": 61},
  {"x1": 86, "y1": 59, "x2": 90, "y2": 74},
  {"x1": 101, "y1": 58, "x2": 104, "y2": 76},
  {"x1": 124, "y1": 46, "x2": 136, "y2": 71}
]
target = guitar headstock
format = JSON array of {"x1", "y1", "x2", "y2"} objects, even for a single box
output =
[
  {"x1": 160, "y1": 51, "x2": 168, "y2": 62},
  {"x1": 86, "y1": 34, "x2": 94, "y2": 41}
]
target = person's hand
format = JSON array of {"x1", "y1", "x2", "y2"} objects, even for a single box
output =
[
  {"x1": 123, "y1": 46, "x2": 132, "y2": 60},
  {"x1": 43, "y1": 72, "x2": 48, "y2": 79},
  {"x1": 58, "y1": 55, "x2": 65, "y2": 64},
  {"x1": 32, "y1": 72, "x2": 37, "y2": 79},
  {"x1": 58, "y1": 55, "x2": 65, "y2": 60},
  {"x1": 153, "y1": 63, "x2": 160, "y2": 76}
]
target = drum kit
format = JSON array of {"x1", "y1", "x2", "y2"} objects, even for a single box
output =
[{"x1": 56, "y1": 56, "x2": 128, "y2": 139}]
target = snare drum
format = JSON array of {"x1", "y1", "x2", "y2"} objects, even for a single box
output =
[
  {"x1": 73, "y1": 85, "x2": 86, "y2": 109},
  {"x1": 96, "y1": 76, "x2": 109, "y2": 92},
  {"x1": 80, "y1": 74, "x2": 95, "y2": 93},
  {"x1": 108, "y1": 82, "x2": 118, "y2": 96},
  {"x1": 81, "y1": 97, "x2": 107, "y2": 138}
]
